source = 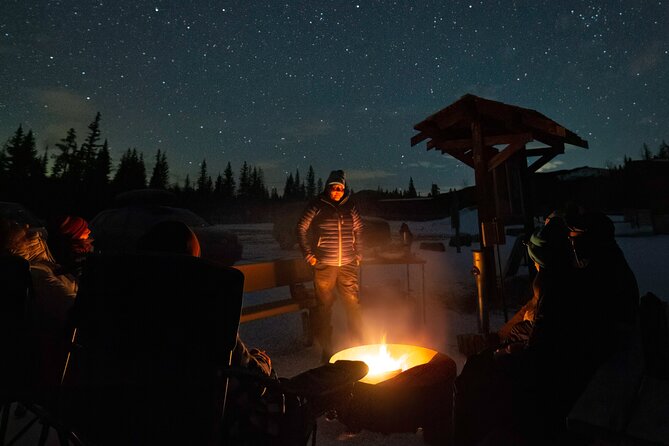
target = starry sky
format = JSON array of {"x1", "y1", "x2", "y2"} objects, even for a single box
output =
[{"x1": 1, "y1": 1, "x2": 668, "y2": 194}]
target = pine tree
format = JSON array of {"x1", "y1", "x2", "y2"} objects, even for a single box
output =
[
  {"x1": 183, "y1": 174, "x2": 192, "y2": 192},
  {"x1": 642, "y1": 143, "x2": 653, "y2": 160},
  {"x1": 294, "y1": 169, "x2": 303, "y2": 199},
  {"x1": 407, "y1": 177, "x2": 417, "y2": 198},
  {"x1": 196, "y1": 159, "x2": 211, "y2": 194},
  {"x1": 238, "y1": 161, "x2": 250, "y2": 198},
  {"x1": 283, "y1": 173, "x2": 294, "y2": 199},
  {"x1": 149, "y1": 149, "x2": 169, "y2": 189},
  {"x1": 317, "y1": 178, "x2": 323, "y2": 195},
  {"x1": 81, "y1": 112, "x2": 103, "y2": 182},
  {"x1": 112, "y1": 148, "x2": 146, "y2": 192},
  {"x1": 5, "y1": 126, "x2": 41, "y2": 179},
  {"x1": 306, "y1": 165, "x2": 316, "y2": 198},
  {"x1": 222, "y1": 162, "x2": 235, "y2": 199},
  {"x1": 658, "y1": 140, "x2": 669, "y2": 160},
  {"x1": 214, "y1": 173, "x2": 223, "y2": 194},
  {"x1": 52, "y1": 128, "x2": 79, "y2": 180},
  {"x1": 430, "y1": 183, "x2": 440, "y2": 197},
  {"x1": 91, "y1": 139, "x2": 112, "y2": 186}
]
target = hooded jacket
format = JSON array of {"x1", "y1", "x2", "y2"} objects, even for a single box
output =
[{"x1": 296, "y1": 191, "x2": 363, "y2": 266}]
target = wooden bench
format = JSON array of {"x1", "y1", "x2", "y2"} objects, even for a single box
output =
[
  {"x1": 567, "y1": 292, "x2": 669, "y2": 445},
  {"x1": 233, "y1": 258, "x2": 317, "y2": 342}
]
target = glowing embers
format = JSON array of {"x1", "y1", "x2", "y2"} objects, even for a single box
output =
[{"x1": 330, "y1": 342, "x2": 438, "y2": 384}]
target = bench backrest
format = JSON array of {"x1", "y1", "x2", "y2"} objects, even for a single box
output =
[{"x1": 234, "y1": 258, "x2": 313, "y2": 293}]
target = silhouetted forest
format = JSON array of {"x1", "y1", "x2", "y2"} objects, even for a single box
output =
[
  {"x1": 1, "y1": 112, "x2": 668, "y2": 224},
  {"x1": 0, "y1": 113, "x2": 434, "y2": 222}
]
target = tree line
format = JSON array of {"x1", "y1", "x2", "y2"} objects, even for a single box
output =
[{"x1": 0, "y1": 112, "x2": 430, "y2": 220}]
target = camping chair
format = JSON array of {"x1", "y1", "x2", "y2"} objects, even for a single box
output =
[
  {"x1": 0, "y1": 254, "x2": 32, "y2": 445},
  {"x1": 0, "y1": 254, "x2": 82, "y2": 446},
  {"x1": 58, "y1": 252, "x2": 244, "y2": 445}
]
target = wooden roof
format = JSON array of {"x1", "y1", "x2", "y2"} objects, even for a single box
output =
[{"x1": 411, "y1": 94, "x2": 588, "y2": 172}]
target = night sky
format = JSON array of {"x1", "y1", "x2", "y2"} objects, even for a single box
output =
[{"x1": 1, "y1": 1, "x2": 667, "y2": 194}]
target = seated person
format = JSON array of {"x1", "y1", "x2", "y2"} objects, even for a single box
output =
[
  {"x1": 0, "y1": 217, "x2": 77, "y2": 400},
  {"x1": 135, "y1": 220, "x2": 367, "y2": 444},
  {"x1": 47, "y1": 215, "x2": 94, "y2": 280},
  {"x1": 455, "y1": 216, "x2": 581, "y2": 446},
  {"x1": 136, "y1": 220, "x2": 272, "y2": 377}
]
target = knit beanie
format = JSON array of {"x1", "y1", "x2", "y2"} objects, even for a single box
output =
[
  {"x1": 57, "y1": 216, "x2": 90, "y2": 240},
  {"x1": 326, "y1": 170, "x2": 346, "y2": 187},
  {"x1": 526, "y1": 218, "x2": 571, "y2": 268}
]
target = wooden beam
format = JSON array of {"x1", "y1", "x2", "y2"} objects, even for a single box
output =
[
  {"x1": 525, "y1": 147, "x2": 554, "y2": 157},
  {"x1": 483, "y1": 132, "x2": 533, "y2": 147},
  {"x1": 411, "y1": 132, "x2": 429, "y2": 147},
  {"x1": 424, "y1": 132, "x2": 533, "y2": 153},
  {"x1": 438, "y1": 147, "x2": 475, "y2": 168},
  {"x1": 528, "y1": 153, "x2": 558, "y2": 173},
  {"x1": 428, "y1": 137, "x2": 472, "y2": 151},
  {"x1": 488, "y1": 139, "x2": 529, "y2": 172}
]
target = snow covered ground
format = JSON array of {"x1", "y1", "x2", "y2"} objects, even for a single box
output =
[{"x1": 229, "y1": 210, "x2": 669, "y2": 446}]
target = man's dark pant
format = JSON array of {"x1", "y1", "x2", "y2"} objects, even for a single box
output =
[{"x1": 311, "y1": 262, "x2": 363, "y2": 357}]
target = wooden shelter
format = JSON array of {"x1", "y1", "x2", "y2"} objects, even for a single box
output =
[{"x1": 411, "y1": 94, "x2": 588, "y2": 333}]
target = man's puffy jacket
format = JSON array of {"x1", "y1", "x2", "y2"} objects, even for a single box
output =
[{"x1": 296, "y1": 192, "x2": 363, "y2": 267}]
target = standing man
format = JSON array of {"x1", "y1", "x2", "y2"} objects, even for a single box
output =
[{"x1": 297, "y1": 170, "x2": 364, "y2": 362}]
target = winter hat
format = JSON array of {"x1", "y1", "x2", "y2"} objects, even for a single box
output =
[
  {"x1": 526, "y1": 217, "x2": 571, "y2": 268},
  {"x1": 566, "y1": 211, "x2": 615, "y2": 241},
  {"x1": 326, "y1": 170, "x2": 346, "y2": 187},
  {"x1": 57, "y1": 216, "x2": 90, "y2": 240}
]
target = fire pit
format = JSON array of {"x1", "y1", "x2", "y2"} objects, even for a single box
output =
[
  {"x1": 330, "y1": 343, "x2": 457, "y2": 445},
  {"x1": 329, "y1": 343, "x2": 439, "y2": 384}
]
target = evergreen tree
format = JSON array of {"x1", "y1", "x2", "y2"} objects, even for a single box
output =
[
  {"x1": 222, "y1": 161, "x2": 235, "y2": 199},
  {"x1": 214, "y1": 173, "x2": 223, "y2": 194},
  {"x1": 642, "y1": 143, "x2": 653, "y2": 160},
  {"x1": 317, "y1": 178, "x2": 323, "y2": 195},
  {"x1": 283, "y1": 173, "x2": 294, "y2": 199},
  {"x1": 81, "y1": 112, "x2": 103, "y2": 180},
  {"x1": 249, "y1": 166, "x2": 268, "y2": 199},
  {"x1": 238, "y1": 161, "x2": 251, "y2": 198},
  {"x1": 306, "y1": 165, "x2": 316, "y2": 198},
  {"x1": 91, "y1": 139, "x2": 112, "y2": 186},
  {"x1": 270, "y1": 187, "x2": 279, "y2": 200},
  {"x1": 112, "y1": 148, "x2": 146, "y2": 192},
  {"x1": 183, "y1": 174, "x2": 192, "y2": 192},
  {"x1": 52, "y1": 128, "x2": 79, "y2": 180},
  {"x1": 148, "y1": 149, "x2": 169, "y2": 189},
  {"x1": 430, "y1": 183, "x2": 440, "y2": 197},
  {"x1": 293, "y1": 169, "x2": 303, "y2": 199},
  {"x1": 5, "y1": 126, "x2": 41, "y2": 179},
  {"x1": 196, "y1": 159, "x2": 212, "y2": 194},
  {"x1": 407, "y1": 177, "x2": 417, "y2": 198},
  {"x1": 658, "y1": 140, "x2": 669, "y2": 160}
]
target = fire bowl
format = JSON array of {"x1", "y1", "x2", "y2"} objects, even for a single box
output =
[
  {"x1": 332, "y1": 345, "x2": 457, "y2": 443},
  {"x1": 329, "y1": 343, "x2": 438, "y2": 384}
]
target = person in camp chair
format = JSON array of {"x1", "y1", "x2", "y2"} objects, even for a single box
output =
[{"x1": 136, "y1": 220, "x2": 368, "y2": 445}]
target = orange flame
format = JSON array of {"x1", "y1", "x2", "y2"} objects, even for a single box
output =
[{"x1": 330, "y1": 337, "x2": 438, "y2": 384}]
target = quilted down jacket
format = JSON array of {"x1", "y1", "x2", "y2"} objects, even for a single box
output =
[{"x1": 296, "y1": 192, "x2": 363, "y2": 267}]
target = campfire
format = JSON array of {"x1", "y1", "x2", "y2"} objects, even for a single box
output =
[{"x1": 329, "y1": 342, "x2": 438, "y2": 384}]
